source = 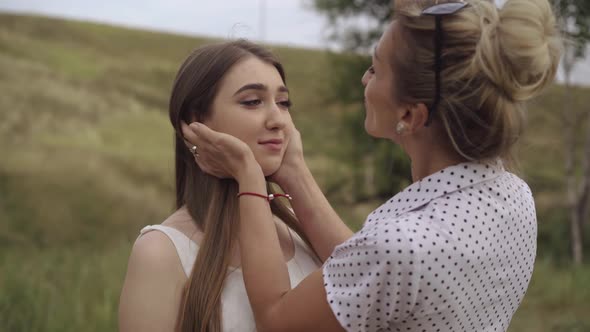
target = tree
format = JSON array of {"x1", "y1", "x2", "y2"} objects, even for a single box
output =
[
  {"x1": 312, "y1": 0, "x2": 392, "y2": 51},
  {"x1": 552, "y1": 0, "x2": 590, "y2": 265}
]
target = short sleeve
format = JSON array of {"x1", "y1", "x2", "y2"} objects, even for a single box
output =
[{"x1": 322, "y1": 223, "x2": 420, "y2": 331}]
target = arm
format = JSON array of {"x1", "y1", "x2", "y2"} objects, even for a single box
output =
[
  {"x1": 271, "y1": 127, "x2": 353, "y2": 261},
  {"x1": 183, "y1": 122, "x2": 345, "y2": 331},
  {"x1": 237, "y1": 165, "x2": 345, "y2": 332},
  {"x1": 118, "y1": 231, "x2": 186, "y2": 332},
  {"x1": 278, "y1": 163, "x2": 353, "y2": 261},
  {"x1": 181, "y1": 121, "x2": 352, "y2": 261}
]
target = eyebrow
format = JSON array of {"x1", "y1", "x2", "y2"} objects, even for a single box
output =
[{"x1": 233, "y1": 83, "x2": 289, "y2": 96}]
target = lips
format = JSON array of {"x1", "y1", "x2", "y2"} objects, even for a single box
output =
[
  {"x1": 259, "y1": 139, "x2": 283, "y2": 145},
  {"x1": 258, "y1": 138, "x2": 283, "y2": 152}
]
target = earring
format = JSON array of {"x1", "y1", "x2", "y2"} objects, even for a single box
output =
[{"x1": 395, "y1": 122, "x2": 406, "y2": 135}]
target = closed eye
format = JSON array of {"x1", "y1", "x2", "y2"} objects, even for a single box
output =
[
  {"x1": 278, "y1": 100, "x2": 292, "y2": 109},
  {"x1": 240, "y1": 99, "x2": 262, "y2": 107}
]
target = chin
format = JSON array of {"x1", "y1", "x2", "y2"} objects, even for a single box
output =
[
  {"x1": 251, "y1": 149, "x2": 283, "y2": 177},
  {"x1": 261, "y1": 165, "x2": 280, "y2": 177},
  {"x1": 364, "y1": 119, "x2": 379, "y2": 138},
  {"x1": 365, "y1": 122, "x2": 391, "y2": 139},
  {"x1": 257, "y1": 158, "x2": 281, "y2": 177}
]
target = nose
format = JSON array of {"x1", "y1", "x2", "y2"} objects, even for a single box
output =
[
  {"x1": 265, "y1": 102, "x2": 287, "y2": 131},
  {"x1": 362, "y1": 70, "x2": 370, "y2": 87}
]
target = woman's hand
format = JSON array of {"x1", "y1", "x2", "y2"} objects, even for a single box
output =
[
  {"x1": 181, "y1": 121, "x2": 262, "y2": 180},
  {"x1": 270, "y1": 123, "x2": 306, "y2": 185}
]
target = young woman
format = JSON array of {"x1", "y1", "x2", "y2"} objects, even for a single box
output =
[
  {"x1": 183, "y1": 0, "x2": 562, "y2": 331},
  {"x1": 118, "y1": 40, "x2": 321, "y2": 332}
]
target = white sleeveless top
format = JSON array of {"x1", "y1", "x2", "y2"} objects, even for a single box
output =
[{"x1": 139, "y1": 224, "x2": 321, "y2": 332}]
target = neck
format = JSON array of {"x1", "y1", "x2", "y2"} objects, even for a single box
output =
[{"x1": 408, "y1": 146, "x2": 465, "y2": 182}]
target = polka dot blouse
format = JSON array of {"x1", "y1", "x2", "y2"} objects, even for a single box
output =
[{"x1": 323, "y1": 160, "x2": 537, "y2": 332}]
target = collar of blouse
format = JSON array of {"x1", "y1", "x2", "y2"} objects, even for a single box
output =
[{"x1": 379, "y1": 159, "x2": 505, "y2": 218}]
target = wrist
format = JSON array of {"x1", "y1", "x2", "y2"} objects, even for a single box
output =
[
  {"x1": 236, "y1": 157, "x2": 264, "y2": 184},
  {"x1": 278, "y1": 162, "x2": 312, "y2": 193},
  {"x1": 286, "y1": 154, "x2": 306, "y2": 170}
]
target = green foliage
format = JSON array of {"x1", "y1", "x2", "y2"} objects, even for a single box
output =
[
  {"x1": 508, "y1": 261, "x2": 590, "y2": 332},
  {"x1": 373, "y1": 140, "x2": 412, "y2": 198},
  {"x1": 311, "y1": 0, "x2": 392, "y2": 51},
  {"x1": 551, "y1": 0, "x2": 590, "y2": 59},
  {"x1": 337, "y1": 107, "x2": 412, "y2": 201},
  {"x1": 324, "y1": 52, "x2": 371, "y2": 103},
  {"x1": 0, "y1": 243, "x2": 130, "y2": 332},
  {"x1": 312, "y1": 0, "x2": 410, "y2": 201},
  {"x1": 2, "y1": 249, "x2": 589, "y2": 332},
  {"x1": 312, "y1": 0, "x2": 392, "y2": 19}
]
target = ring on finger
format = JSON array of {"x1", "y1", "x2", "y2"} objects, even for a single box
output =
[{"x1": 190, "y1": 145, "x2": 199, "y2": 157}]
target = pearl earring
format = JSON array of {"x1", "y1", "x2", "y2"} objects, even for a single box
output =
[{"x1": 396, "y1": 122, "x2": 406, "y2": 135}]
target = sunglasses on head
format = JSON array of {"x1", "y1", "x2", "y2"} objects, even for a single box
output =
[{"x1": 420, "y1": 0, "x2": 468, "y2": 126}]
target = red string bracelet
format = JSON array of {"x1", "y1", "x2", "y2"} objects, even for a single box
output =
[{"x1": 237, "y1": 192, "x2": 292, "y2": 202}]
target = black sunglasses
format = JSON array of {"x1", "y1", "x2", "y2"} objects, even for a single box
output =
[{"x1": 421, "y1": 0, "x2": 469, "y2": 126}]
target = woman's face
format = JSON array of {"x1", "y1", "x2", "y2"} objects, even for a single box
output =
[
  {"x1": 361, "y1": 21, "x2": 403, "y2": 140},
  {"x1": 204, "y1": 56, "x2": 293, "y2": 176}
]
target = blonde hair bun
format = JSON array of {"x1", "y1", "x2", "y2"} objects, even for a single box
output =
[{"x1": 473, "y1": 0, "x2": 562, "y2": 102}]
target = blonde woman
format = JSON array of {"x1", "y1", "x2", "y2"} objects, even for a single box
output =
[
  {"x1": 118, "y1": 40, "x2": 321, "y2": 332},
  {"x1": 183, "y1": 0, "x2": 562, "y2": 331}
]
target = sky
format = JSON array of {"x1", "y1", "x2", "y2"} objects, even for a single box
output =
[
  {"x1": 0, "y1": 0, "x2": 329, "y2": 49},
  {"x1": 0, "y1": 0, "x2": 589, "y2": 85}
]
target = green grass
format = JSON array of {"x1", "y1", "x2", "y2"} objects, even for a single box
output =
[
  {"x1": 2, "y1": 248, "x2": 588, "y2": 332},
  {"x1": 509, "y1": 261, "x2": 590, "y2": 332},
  {"x1": 0, "y1": 12, "x2": 589, "y2": 331},
  {"x1": 0, "y1": 243, "x2": 131, "y2": 332}
]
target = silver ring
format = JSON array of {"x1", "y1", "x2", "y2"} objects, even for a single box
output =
[{"x1": 190, "y1": 145, "x2": 199, "y2": 157}]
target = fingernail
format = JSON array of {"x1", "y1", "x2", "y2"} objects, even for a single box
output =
[{"x1": 190, "y1": 123, "x2": 200, "y2": 130}]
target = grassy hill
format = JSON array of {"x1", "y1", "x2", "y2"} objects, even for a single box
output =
[
  {"x1": 0, "y1": 12, "x2": 589, "y2": 332},
  {"x1": 0, "y1": 12, "x2": 360, "y2": 248}
]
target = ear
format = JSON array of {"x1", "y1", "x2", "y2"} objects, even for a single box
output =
[{"x1": 401, "y1": 103, "x2": 429, "y2": 133}]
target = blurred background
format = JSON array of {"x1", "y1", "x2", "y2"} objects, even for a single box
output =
[{"x1": 0, "y1": 0, "x2": 589, "y2": 331}]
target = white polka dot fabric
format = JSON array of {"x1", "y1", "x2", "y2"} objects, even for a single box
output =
[{"x1": 323, "y1": 160, "x2": 537, "y2": 332}]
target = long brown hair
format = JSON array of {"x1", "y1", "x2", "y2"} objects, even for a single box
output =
[{"x1": 168, "y1": 40, "x2": 311, "y2": 332}]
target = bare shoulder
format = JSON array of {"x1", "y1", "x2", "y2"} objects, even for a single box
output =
[
  {"x1": 118, "y1": 231, "x2": 186, "y2": 332},
  {"x1": 130, "y1": 230, "x2": 185, "y2": 271},
  {"x1": 161, "y1": 207, "x2": 205, "y2": 244}
]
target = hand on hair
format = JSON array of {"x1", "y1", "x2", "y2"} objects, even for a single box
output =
[{"x1": 181, "y1": 121, "x2": 261, "y2": 180}]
